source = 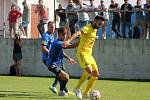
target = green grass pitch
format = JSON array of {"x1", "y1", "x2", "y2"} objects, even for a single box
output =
[{"x1": 0, "y1": 76, "x2": 150, "y2": 100}]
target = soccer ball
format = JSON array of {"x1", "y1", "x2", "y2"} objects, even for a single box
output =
[{"x1": 89, "y1": 90, "x2": 101, "y2": 100}]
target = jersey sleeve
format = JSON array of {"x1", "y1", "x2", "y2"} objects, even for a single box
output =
[
  {"x1": 56, "y1": 41, "x2": 63, "y2": 49},
  {"x1": 41, "y1": 35, "x2": 48, "y2": 46},
  {"x1": 81, "y1": 24, "x2": 89, "y2": 34},
  {"x1": 50, "y1": 41, "x2": 62, "y2": 55}
]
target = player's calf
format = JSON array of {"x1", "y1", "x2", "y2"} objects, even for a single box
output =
[
  {"x1": 59, "y1": 70, "x2": 69, "y2": 81},
  {"x1": 58, "y1": 70, "x2": 70, "y2": 95}
]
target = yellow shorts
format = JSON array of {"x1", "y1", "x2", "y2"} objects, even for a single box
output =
[{"x1": 77, "y1": 52, "x2": 98, "y2": 72}]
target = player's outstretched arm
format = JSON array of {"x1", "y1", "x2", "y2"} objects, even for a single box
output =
[
  {"x1": 63, "y1": 31, "x2": 82, "y2": 47},
  {"x1": 63, "y1": 52, "x2": 77, "y2": 64},
  {"x1": 63, "y1": 39, "x2": 79, "y2": 49}
]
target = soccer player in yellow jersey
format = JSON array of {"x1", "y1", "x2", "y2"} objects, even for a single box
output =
[{"x1": 64, "y1": 15, "x2": 106, "y2": 99}]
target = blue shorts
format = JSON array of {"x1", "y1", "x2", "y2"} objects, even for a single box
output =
[{"x1": 20, "y1": 21, "x2": 29, "y2": 28}]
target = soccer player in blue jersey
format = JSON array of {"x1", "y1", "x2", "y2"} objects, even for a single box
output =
[
  {"x1": 41, "y1": 21, "x2": 58, "y2": 93},
  {"x1": 46, "y1": 27, "x2": 77, "y2": 96}
]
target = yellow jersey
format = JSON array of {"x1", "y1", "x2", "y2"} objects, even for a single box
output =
[{"x1": 77, "y1": 23, "x2": 97, "y2": 54}]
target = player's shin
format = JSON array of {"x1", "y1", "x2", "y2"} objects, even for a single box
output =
[
  {"x1": 60, "y1": 80, "x2": 68, "y2": 91},
  {"x1": 52, "y1": 77, "x2": 59, "y2": 87},
  {"x1": 83, "y1": 76, "x2": 98, "y2": 96},
  {"x1": 76, "y1": 71, "x2": 89, "y2": 89}
]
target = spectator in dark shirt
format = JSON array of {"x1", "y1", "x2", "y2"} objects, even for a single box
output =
[
  {"x1": 144, "y1": 0, "x2": 149, "y2": 39},
  {"x1": 66, "y1": 0, "x2": 78, "y2": 35},
  {"x1": 134, "y1": 0, "x2": 147, "y2": 39},
  {"x1": 109, "y1": 0, "x2": 122, "y2": 39},
  {"x1": 13, "y1": 34, "x2": 23, "y2": 76},
  {"x1": 146, "y1": 0, "x2": 150, "y2": 39},
  {"x1": 98, "y1": 0, "x2": 106, "y2": 17},
  {"x1": 120, "y1": 0, "x2": 133, "y2": 38},
  {"x1": 55, "y1": 4, "x2": 67, "y2": 27}
]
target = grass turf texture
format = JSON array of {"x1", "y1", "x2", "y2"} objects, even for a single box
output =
[{"x1": 0, "y1": 76, "x2": 150, "y2": 100}]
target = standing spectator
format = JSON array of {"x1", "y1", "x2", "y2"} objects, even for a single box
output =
[
  {"x1": 109, "y1": 0, "x2": 122, "y2": 39},
  {"x1": 87, "y1": 0, "x2": 97, "y2": 23},
  {"x1": 144, "y1": 0, "x2": 150, "y2": 39},
  {"x1": 66, "y1": 0, "x2": 78, "y2": 35},
  {"x1": 13, "y1": 34, "x2": 23, "y2": 76},
  {"x1": 8, "y1": 5, "x2": 22, "y2": 38},
  {"x1": 134, "y1": 0, "x2": 147, "y2": 39},
  {"x1": 19, "y1": 0, "x2": 29, "y2": 38},
  {"x1": 76, "y1": 1, "x2": 89, "y2": 30},
  {"x1": 55, "y1": 4, "x2": 71, "y2": 39},
  {"x1": 120, "y1": 0, "x2": 133, "y2": 39},
  {"x1": 97, "y1": 0, "x2": 107, "y2": 39},
  {"x1": 98, "y1": 0, "x2": 107, "y2": 18},
  {"x1": 55, "y1": 4, "x2": 67, "y2": 27},
  {"x1": 144, "y1": 0, "x2": 149, "y2": 39},
  {"x1": 35, "y1": 0, "x2": 48, "y2": 37}
]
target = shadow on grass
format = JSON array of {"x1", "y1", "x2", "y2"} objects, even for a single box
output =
[{"x1": 0, "y1": 90, "x2": 77, "y2": 100}]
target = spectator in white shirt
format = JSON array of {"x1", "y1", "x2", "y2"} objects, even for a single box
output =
[
  {"x1": 76, "y1": 2, "x2": 89, "y2": 31},
  {"x1": 87, "y1": 0, "x2": 97, "y2": 22}
]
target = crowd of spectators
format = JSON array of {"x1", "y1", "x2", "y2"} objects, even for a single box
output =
[
  {"x1": 55, "y1": 0, "x2": 150, "y2": 39},
  {"x1": 5, "y1": 0, "x2": 150, "y2": 39}
]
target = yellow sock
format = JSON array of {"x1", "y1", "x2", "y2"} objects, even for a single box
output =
[
  {"x1": 76, "y1": 71, "x2": 89, "y2": 89},
  {"x1": 83, "y1": 76, "x2": 98, "y2": 95}
]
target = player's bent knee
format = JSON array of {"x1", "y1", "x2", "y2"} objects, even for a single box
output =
[
  {"x1": 63, "y1": 72, "x2": 69, "y2": 81},
  {"x1": 92, "y1": 71, "x2": 99, "y2": 77},
  {"x1": 59, "y1": 70, "x2": 69, "y2": 81},
  {"x1": 85, "y1": 66, "x2": 92, "y2": 75}
]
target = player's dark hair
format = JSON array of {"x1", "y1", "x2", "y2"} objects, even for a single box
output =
[
  {"x1": 94, "y1": 15, "x2": 105, "y2": 21},
  {"x1": 57, "y1": 27, "x2": 66, "y2": 35}
]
